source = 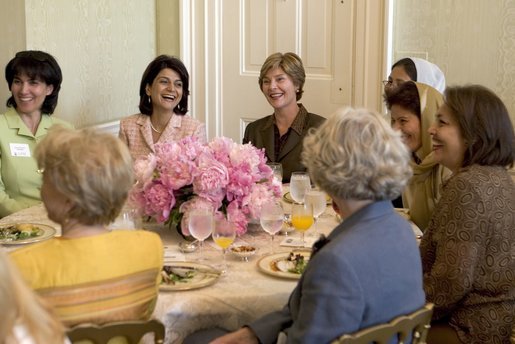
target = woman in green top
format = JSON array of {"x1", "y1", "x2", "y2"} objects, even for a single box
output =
[{"x1": 0, "y1": 50, "x2": 72, "y2": 217}]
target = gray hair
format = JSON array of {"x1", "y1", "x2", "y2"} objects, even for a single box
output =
[{"x1": 302, "y1": 107, "x2": 412, "y2": 201}]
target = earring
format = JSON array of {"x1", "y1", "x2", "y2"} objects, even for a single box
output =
[
  {"x1": 147, "y1": 96, "x2": 151, "y2": 104},
  {"x1": 296, "y1": 89, "x2": 300, "y2": 93}
]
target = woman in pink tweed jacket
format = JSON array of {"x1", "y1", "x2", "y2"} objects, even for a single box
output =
[{"x1": 119, "y1": 55, "x2": 206, "y2": 161}]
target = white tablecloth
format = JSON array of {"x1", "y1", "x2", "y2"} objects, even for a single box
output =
[{"x1": 0, "y1": 198, "x2": 421, "y2": 343}]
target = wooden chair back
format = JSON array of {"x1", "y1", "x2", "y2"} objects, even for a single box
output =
[
  {"x1": 332, "y1": 303, "x2": 434, "y2": 344},
  {"x1": 67, "y1": 319, "x2": 165, "y2": 344}
]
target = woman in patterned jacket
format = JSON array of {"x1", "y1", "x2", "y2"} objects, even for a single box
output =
[{"x1": 421, "y1": 85, "x2": 514, "y2": 344}]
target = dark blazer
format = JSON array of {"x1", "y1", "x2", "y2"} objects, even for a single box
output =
[
  {"x1": 249, "y1": 201, "x2": 425, "y2": 344},
  {"x1": 243, "y1": 104, "x2": 325, "y2": 183}
]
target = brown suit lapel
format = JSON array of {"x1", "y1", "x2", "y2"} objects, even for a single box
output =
[{"x1": 259, "y1": 122, "x2": 275, "y2": 162}]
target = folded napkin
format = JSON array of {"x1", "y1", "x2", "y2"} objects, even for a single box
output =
[{"x1": 280, "y1": 235, "x2": 317, "y2": 248}]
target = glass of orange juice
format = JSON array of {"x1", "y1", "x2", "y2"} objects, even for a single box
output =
[
  {"x1": 212, "y1": 216, "x2": 236, "y2": 273},
  {"x1": 291, "y1": 203, "x2": 314, "y2": 247}
]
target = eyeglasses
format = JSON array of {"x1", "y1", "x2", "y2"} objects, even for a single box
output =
[{"x1": 382, "y1": 80, "x2": 393, "y2": 87}]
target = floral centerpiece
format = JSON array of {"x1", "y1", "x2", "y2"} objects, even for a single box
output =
[{"x1": 129, "y1": 136, "x2": 282, "y2": 237}]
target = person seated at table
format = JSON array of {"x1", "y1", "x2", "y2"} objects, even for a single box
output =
[
  {"x1": 186, "y1": 107, "x2": 425, "y2": 344},
  {"x1": 384, "y1": 57, "x2": 446, "y2": 96},
  {"x1": 243, "y1": 52, "x2": 325, "y2": 183},
  {"x1": 119, "y1": 55, "x2": 206, "y2": 162},
  {"x1": 9, "y1": 126, "x2": 163, "y2": 327},
  {"x1": 0, "y1": 50, "x2": 73, "y2": 218},
  {"x1": 384, "y1": 81, "x2": 451, "y2": 230},
  {"x1": 421, "y1": 85, "x2": 515, "y2": 344},
  {"x1": 0, "y1": 248, "x2": 68, "y2": 344}
]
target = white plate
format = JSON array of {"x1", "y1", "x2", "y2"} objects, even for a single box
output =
[
  {"x1": 0, "y1": 223, "x2": 56, "y2": 245},
  {"x1": 257, "y1": 250, "x2": 311, "y2": 280},
  {"x1": 160, "y1": 262, "x2": 221, "y2": 291}
]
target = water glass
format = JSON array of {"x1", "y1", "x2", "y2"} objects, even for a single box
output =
[
  {"x1": 267, "y1": 163, "x2": 283, "y2": 184},
  {"x1": 259, "y1": 202, "x2": 284, "y2": 253},
  {"x1": 188, "y1": 209, "x2": 214, "y2": 261},
  {"x1": 290, "y1": 172, "x2": 311, "y2": 204},
  {"x1": 304, "y1": 189, "x2": 326, "y2": 238}
]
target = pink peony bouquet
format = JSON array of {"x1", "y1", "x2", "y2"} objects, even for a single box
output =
[{"x1": 129, "y1": 136, "x2": 282, "y2": 236}]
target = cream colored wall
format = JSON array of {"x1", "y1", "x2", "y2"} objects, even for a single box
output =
[
  {"x1": 156, "y1": 0, "x2": 180, "y2": 57},
  {"x1": 0, "y1": 0, "x2": 157, "y2": 128},
  {"x1": 393, "y1": 0, "x2": 515, "y2": 125},
  {"x1": 0, "y1": 1, "x2": 26, "y2": 113}
]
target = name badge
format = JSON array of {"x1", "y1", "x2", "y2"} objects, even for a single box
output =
[{"x1": 10, "y1": 143, "x2": 31, "y2": 157}]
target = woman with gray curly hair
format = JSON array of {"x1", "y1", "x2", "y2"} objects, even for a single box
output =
[{"x1": 201, "y1": 107, "x2": 425, "y2": 344}]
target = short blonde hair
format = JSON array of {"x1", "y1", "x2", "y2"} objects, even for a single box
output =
[
  {"x1": 302, "y1": 107, "x2": 412, "y2": 200},
  {"x1": 258, "y1": 52, "x2": 305, "y2": 101},
  {"x1": 35, "y1": 126, "x2": 134, "y2": 225}
]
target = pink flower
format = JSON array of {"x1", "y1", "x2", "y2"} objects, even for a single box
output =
[
  {"x1": 226, "y1": 201, "x2": 248, "y2": 235},
  {"x1": 142, "y1": 182, "x2": 175, "y2": 223},
  {"x1": 193, "y1": 152, "x2": 229, "y2": 204},
  {"x1": 129, "y1": 136, "x2": 279, "y2": 236}
]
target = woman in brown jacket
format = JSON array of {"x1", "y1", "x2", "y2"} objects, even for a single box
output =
[{"x1": 421, "y1": 85, "x2": 514, "y2": 344}]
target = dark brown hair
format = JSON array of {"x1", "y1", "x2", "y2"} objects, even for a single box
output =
[
  {"x1": 384, "y1": 81, "x2": 421, "y2": 118},
  {"x1": 138, "y1": 55, "x2": 189, "y2": 116},
  {"x1": 444, "y1": 85, "x2": 514, "y2": 168},
  {"x1": 5, "y1": 50, "x2": 62, "y2": 114},
  {"x1": 391, "y1": 58, "x2": 417, "y2": 81}
]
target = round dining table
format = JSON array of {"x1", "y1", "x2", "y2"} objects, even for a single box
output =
[{"x1": 0, "y1": 194, "x2": 421, "y2": 344}]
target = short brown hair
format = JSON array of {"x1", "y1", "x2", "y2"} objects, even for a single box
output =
[
  {"x1": 258, "y1": 52, "x2": 305, "y2": 101},
  {"x1": 444, "y1": 85, "x2": 514, "y2": 168}
]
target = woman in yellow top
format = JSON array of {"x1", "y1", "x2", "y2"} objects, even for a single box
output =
[
  {"x1": 0, "y1": 51, "x2": 73, "y2": 218},
  {"x1": 0, "y1": 248, "x2": 68, "y2": 344},
  {"x1": 10, "y1": 126, "x2": 163, "y2": 327},
  {"x1": 384, "y1": 81, "x2": 451, "y2": 230}
]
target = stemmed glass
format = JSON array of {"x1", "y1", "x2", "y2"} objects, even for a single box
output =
[
  {"x1": 289, "y1": 172, "x2": 311, "y2": 204},
  {"x1": 291, "y1": 203, "x2": 314, "y2": 247},
  {"x1": 212, "y1": 217, "x2": 236, "y2": 273},
  {"x1": 304, "y1": 188, "x2": 326, "y2": 238},
  {"x1": 267, "y1": 163, "x2": 283, "y2": 184},
  {"x1": 259, "y1": 201, "x2": 284, "y2": 254},
  {"x1": 188, "y1": 208, "x2": 214, "y2": 261}
]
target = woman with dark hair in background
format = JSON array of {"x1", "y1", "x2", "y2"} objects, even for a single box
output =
[
  {"x1": 0, "y1": 50, "x2": 72, "y2": 218},
  {"x1": 384, "y1": 81, "x2": 451, "y2": 230},
  {"x1": 384, "y1": 57, "x2": 446, "y2": 95},
  {"x1": 119, "y1": 55, "x2": 206, "y2": 161},
  {"x1": 422, "y1": 85, "x2": 514, "y2": 344}
]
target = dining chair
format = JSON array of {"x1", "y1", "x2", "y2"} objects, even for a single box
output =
[
  {"x1": 67, "y1": 319, "x2": 165, "y2": 344},
  {"x1": 331, "y1": 303, "x2": 434, "y2": 344}
]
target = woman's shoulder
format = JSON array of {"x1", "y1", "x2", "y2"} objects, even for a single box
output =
[{"x1": 121, "y1": 113, "x2": 145, "y2": 124}]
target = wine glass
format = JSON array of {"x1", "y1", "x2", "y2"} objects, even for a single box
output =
[
  {"x1": 267, "y1": 163, "x2": 283, "y2": 184},
  {"x1": 289, "y1": 172, "x2": 311, "y2": 204},
  {"x1": 304, "y1": 189, "x2": 326, "y2": 238},
  {"x1": 259, "y1": 202, "x2": 284, "y2": 254},
  {"x1": 188, "y1": 208, "x2": 214, "y2": 261},
  {"x1": 291, "y1": 203, "x2": 314, "y2": 247},
  {"x1": 212, "y1": 217, "x2": 236, "y2": 273}
]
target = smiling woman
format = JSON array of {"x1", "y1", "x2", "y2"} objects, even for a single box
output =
[
  {"x1": 0, "y1": 50, "x2": 73, "y2": 218},
  {"x1": 118, "y1": 55, "x2": 207, "y2": 162},
  {"x1": 384, "y1": 81, "x2": 451, "y2": 230}
]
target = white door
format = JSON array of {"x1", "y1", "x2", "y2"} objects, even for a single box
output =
[{"x1": 180, "y1": 0, "x2": 388, "y2": 142}]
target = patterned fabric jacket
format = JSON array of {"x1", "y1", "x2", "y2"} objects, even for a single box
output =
[
  {"x1": 119, "y1": 113, "x2": 206, "y2": 162},
  {"x1": 420, "y1": 164, "x2": 515, "y2": 344}
]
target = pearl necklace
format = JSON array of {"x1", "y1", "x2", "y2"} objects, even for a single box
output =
[{"x1": 150, "y1": 121, "x2": 163, "y2": 134}]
